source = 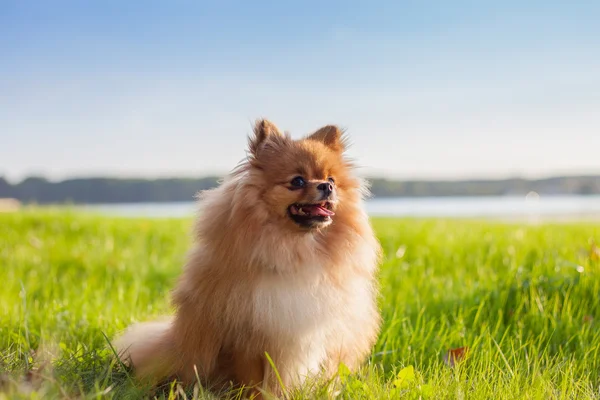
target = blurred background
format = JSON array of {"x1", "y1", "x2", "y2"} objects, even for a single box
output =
[{"x1": 1, "y1": 1, "x2": 599, "y2": 219}]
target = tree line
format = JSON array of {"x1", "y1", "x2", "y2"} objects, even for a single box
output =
[{"x1": 0, "y1": 175, "x2": 598, "y2": 204}]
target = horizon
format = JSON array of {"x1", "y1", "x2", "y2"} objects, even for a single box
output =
[
  {"x1": 3, "y1": 171, "x2": 600, "y2": 186},
  {"x1": 2, "y1": 1, "x2": 599, "y2": 181}
]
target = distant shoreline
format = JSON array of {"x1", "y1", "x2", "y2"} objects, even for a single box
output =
[{"x1": 1, "y1": 174, "x2": 599, "y2": 204}]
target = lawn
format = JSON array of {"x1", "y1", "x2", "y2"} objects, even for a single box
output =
[{"x1": 1, "y1": 210, "x2": 599, "y2": 399}]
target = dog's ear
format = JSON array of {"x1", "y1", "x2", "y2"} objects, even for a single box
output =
[
  {"x1": 307, "y1": 125, "x2": 346, "y2": 152},
  {"x1": 249, "y1": 119, "x2": 285, "y2": 157}
]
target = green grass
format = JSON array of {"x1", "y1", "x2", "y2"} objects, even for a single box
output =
[{"x1": 1, "y1": 209, "x2": 600, "y2": 399}]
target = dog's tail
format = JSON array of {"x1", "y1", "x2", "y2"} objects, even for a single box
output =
[{"x1": 113, "y1": 318, "x2": 178, "y2": 383}]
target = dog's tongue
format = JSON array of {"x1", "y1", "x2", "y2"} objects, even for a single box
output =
[{"x1": 302, "y1": 205, "x2": 335, "y2": 217}]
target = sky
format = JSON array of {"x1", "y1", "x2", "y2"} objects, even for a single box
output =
[{"x1": 1, "y1": 0, "x2": 599, "y2": 182}]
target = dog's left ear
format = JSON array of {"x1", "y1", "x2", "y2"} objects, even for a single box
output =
[{"x1": 307, "y1": 125, "x2": 346, "y2": 153}]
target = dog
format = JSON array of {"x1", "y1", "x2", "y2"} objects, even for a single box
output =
[{"x1": 114, "y1": 119, "x2": 382, "y2": 398}]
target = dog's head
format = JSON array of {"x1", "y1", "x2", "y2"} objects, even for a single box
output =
[{"x1": 246, "y1": 119, "x2": 359, "y2": 231}]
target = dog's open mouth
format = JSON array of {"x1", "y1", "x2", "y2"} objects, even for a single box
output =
[{"x1": 288, "y1": 202, "x2": 335, "y2": 227}]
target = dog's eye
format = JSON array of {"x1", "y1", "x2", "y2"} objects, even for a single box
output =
[
  {"x1": 328, "y1": 177, "x2": 335, "y2": 184},
  {"x1": 290, "y1": 176, "x2": 306, "y2": 188}
]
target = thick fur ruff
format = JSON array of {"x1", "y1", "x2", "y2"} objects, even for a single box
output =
[{"x1": 114, "y1": 120, "x2": 382, "y2": 397}]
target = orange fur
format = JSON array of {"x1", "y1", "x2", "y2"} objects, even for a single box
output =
[{"x1": 113, "y1": 119, "x2": 382, "y2": 397}]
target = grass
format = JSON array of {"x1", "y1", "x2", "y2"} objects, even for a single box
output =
[{"x1": 1, "y1": 209, "x2": 600, "y2": 399}]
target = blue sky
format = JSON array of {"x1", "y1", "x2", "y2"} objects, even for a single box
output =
[{"x1": 1, "y1": 1, "x2": 599, "y2": 181}]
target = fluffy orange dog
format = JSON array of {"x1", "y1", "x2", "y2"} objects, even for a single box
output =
[{"x1": 114, "y1": 119, "x2": 382, "y2": 397}]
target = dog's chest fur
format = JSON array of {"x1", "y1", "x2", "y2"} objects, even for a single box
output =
[
  {"x1": 250, "y1": 263, "x2": 374, "y2": 383},
  {"x1": 252, "y1": 263, "x2": 373, "y2": 337}
]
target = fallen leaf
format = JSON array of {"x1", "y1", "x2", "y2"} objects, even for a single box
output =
[
  {"x1": 393, "y1": 365, "x2": 415, "y2": 389},
  {"x1": 591, "y1": 243, "x2": 600, "y2": 261},
  {"x1": 396, "y1": 245, "x2": 407, "y2": 258},
  {"x1": 28, "y1": 236, "x2": 43, "y2": 249},
  {"x1": 444, "y1": 346, "x2": 469, "y2": 367},
  {"x1": 338, "y1": 362, "x2": 351, "y2": 380}
]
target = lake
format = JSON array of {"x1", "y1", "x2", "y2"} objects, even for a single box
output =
[{"x1": 77, "y1": 195, "x2": 600, "y2": 220}]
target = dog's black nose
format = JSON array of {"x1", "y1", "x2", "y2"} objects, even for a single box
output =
[{"x1": 317, "y1": 182, "x2": 333, "y2": 197}]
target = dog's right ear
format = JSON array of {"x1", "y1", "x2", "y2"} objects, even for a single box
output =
[{"x1": 248, "y1": 119, "x2": 284, "y2": 157}]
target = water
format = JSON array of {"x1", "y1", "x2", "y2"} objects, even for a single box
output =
[{"x1": 78, "y1": 195, "x2": 600, "y2": 220}]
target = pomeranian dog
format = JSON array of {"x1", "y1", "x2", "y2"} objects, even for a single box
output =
[{"x1": 114, "y1": 119, "x2": 382, "y2": 398}]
